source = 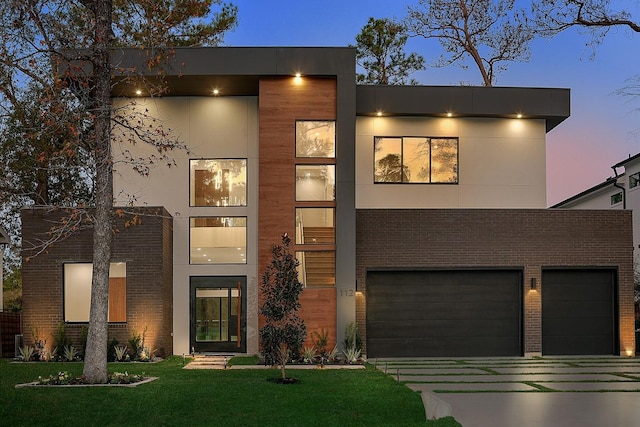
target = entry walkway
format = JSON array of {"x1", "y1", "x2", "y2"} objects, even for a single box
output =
[{"x1": 375, "y1": 356, "x2": 640, "y2": 427}]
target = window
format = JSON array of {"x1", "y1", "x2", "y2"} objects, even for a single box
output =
[
  {"x1": 630, "y1": 172, "x2": 640, "y2": 189},
  {"x1": 374, "y1": 137, "x2": 458, "y2": 183},
  {"x1": 64, "y1": 263, "x2": 126, "y2": 322},
  {"x1": 190, "y1": 217, "x2": 247, "y2": 264},
  {"x1": 295, "y1": 120, "x2": 336, "y2": 288},
  {"x1": 296, "y1": 251, "x2": 336, "y2": 287},
  {"x1": 296, "y1": 120, "x2": 335, "y2": 158},
  {"x1": 611, "y1": 192, "x2": 623, "y2": 205},
  {"x1": 295, "y1": 208, "x2": 335, "y2": 244},
  {"x1": 295, "y1": 165, "x2": 335, "y2": 201},
  {"x1": 190, "y1": 159, "x2": 247, "y2": 207}
]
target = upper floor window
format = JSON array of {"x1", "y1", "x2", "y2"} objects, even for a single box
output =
[
  {"x1": 296, "y1": 120, "x2": 335, "y2": 158},
  {"x1": 190, "y1": 159, "x2": 247, "y2": 207},
  {"x1": 629, "y1": 172, "x2": 639, "y2": 189},
  {"x1": 374, "y1": 137, "x2": 458, "y2": 184},
  {"x1": 611, "y1": 192, "x2": 623, "y2": 205},
  {"x1": 190, "y1": 217, "x2": 247, "y2": 264},
  {"x1": 295, "y1": 165, "x2": 335, "y2": 201},
  {"x1": 64, "y1": 263, "x2": 126, "y2": 323}
]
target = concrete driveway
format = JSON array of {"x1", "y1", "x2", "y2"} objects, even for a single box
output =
[{"x1": 374, "y1": 356, "x2": 640, "y2": 427}]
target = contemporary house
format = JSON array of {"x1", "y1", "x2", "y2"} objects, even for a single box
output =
[{"x1": 21, "y1": 47, "x2": 635, "y2": 359}]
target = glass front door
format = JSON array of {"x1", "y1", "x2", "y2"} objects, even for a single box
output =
[{"x1": 190, "y1": 276, "x2": 246, "y2": 353}]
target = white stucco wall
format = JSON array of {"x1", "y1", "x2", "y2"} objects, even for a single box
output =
[
  {"x1": 356, "y1": 116, "x2": 548, "y2": 208},
  {"x1": 113, "y1": 96, "x2": 259, "y2": 355}
]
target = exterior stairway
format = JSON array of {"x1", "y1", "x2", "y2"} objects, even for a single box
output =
[
  {"x1": 184, "y1": 354, "x2": 236, "y2": 370},
  {"x1": 301, "y1": 227, "x2": 335, "y2": 287}
]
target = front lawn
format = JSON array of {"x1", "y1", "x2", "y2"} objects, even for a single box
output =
[{"x1": 0, "y1": 357, "x2": 460, "y2": 426}]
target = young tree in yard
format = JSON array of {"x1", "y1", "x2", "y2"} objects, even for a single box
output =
[
  {"x1": 405, "y1": 0, "x2": 534, "y2": 86},
  {"x1": 0, "y1": 0, "x2": 238, "y2": 383},
  {"x1": 354, "y1": 17, "x2": 425, "y2": 85},
  {"x1": 260, "y1": 234, "x2": 306, "y2": 382}
]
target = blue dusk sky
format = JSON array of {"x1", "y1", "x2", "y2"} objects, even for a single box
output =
[{"x1": 224, "y1": 0, "x2": 640, "y2": 206}]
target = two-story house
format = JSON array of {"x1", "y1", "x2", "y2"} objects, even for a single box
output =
[{"x1": 20, "y1": 47, "x2": 635, "y2": 358}]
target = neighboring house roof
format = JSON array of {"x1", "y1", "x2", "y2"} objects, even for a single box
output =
[
  {"x1": 550, "y1": 177, "x2": 617, "y2": 208},
  {"x1": 613, "y1": 152, "x2": 640, "y2": 168},
  {"x1": 552, "y1": 151, "x2": 640, "y2": 208}
]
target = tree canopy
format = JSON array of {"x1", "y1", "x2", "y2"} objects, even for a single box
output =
[
  {"x1": 405, "y1": 0, "x2": 534, "y2": 86},
  {"x1": 354, "y1": 17, "x2": 425, "y2": 85},
  {"x1": 0, "y1": 0, "x2": 238, "y2": 381}
]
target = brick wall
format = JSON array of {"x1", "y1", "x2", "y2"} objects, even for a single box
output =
[
  {"x1": 356, "y1": 209, "x2": 634, "y2": 355},
  {"x1": 21, "y1": 207, "x2": 173, "y2": 357}
]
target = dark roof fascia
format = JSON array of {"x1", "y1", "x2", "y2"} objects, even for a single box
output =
[
  {"x1": 613, "y1": 152, "x2": 640, "y2": 168},
  {"x1": 550, "y1": 177, "x2": 617, "y2": 208},
  {"x1": 110, "y1": 47, "x2": 356, "y2": 97},
  {"x1": 356, "y1": 85, "x2": 570, "y2": 132}
]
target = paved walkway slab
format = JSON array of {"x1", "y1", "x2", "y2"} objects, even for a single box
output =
[
  {"x1": 541, "y1": 381, "x2": 640, "y2": 391},
  {"x1": 399, "y1": 373, "x2": 628, "y2": 383}
]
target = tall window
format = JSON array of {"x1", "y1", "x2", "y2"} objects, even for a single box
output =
[
  {"x1": 64, "y1": 263, "x2": 126, "y2": 322},
  {"x1": 374, "y1": 137, "x2": 458, "y2": 183},
  {"x1": 294, "y1": 120, "x2": 336, "y2": 287},
  {"x1": 190, "y1": 159, "x2": 247, "y2": 207},
  {"x1": 190, "y1": 217, "x2": 247, "y2": 264}
]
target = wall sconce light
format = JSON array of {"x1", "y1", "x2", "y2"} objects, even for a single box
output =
[
  {"x1": 355, "y1": 279, "x2": 359, "y2": 292},
  {"x1": 530, "y1": 277, "x2": 537, "y2": 290}
]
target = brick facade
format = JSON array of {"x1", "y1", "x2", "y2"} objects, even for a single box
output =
[
  {"x1": 21, "y1": 207, "x2": 173, "y2": 356},
  {"x1": 356, "y1": 209, "x2": 634, "y2": 356}
]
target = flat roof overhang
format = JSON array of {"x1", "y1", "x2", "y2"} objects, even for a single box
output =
[
  {"x1": 356, "y1": 85, "x2": 570, "y2": 132},
  {"x1": 110, "y1": 46, "x2": 355, "y2": 97}
]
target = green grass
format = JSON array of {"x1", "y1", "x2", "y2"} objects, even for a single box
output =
[
  {"x1": 0, "y1": 357, "x2": 460, "y2": 426},
  {"x1": 228, "y1": 354, "x2": 260, "y2": 366}
]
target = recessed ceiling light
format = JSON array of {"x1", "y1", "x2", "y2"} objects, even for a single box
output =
[
  {"x1": 376, "y1": 111, "x2": 383, "y2": 117},
  {"x1": 447, "y1": 112, "x2": 453, "y2": 117},
  {"x1": 213, "y1": 89, "x2": 220, "y2": 95},
  {"x1": 516, "y1": 113, "x2": 523, "y2": 119},
  {"x1": 135, "y1": 89, "x2": 142, "y2": 96}
]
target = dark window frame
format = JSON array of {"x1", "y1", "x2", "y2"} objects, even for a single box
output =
[
  {"x1": 611, "y1": 192, "x2": 623, "y2": 205},
  {"x1": 373, "y1": 136, "x2": 459, "y2": 184}
]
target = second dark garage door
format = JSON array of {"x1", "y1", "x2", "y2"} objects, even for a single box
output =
[
  {"x1": 366, "y1": 270, "x2": 523, "y2": 358},
  {"x1": 542, "y1": 269, "x2": 617, "y2": 355}
]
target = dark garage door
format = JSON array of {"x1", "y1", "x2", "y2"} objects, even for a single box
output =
[
  {"x1": 542, "y1": 269, "x2": 617, "y2": 355},
  {"x1": 366, "y1": 270, "x2": 523, "y2": 358}
]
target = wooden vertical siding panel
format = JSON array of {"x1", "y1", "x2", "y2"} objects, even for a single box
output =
[{"x1": 258, "y1": 77, "x2": 337, "y2": 345}]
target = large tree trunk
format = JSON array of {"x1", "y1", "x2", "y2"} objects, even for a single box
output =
[{"x1": 82, "y1": 0, "x2": 113, "y2": 384}]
